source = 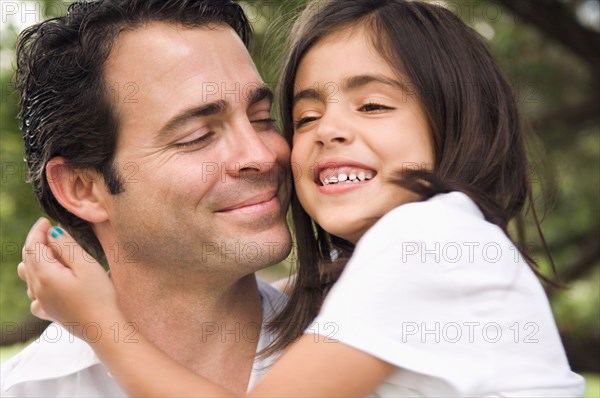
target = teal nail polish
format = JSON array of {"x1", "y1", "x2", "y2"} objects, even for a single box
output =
[{"x1": 50, "y1": 226, "x2": 64, "y2": 238}]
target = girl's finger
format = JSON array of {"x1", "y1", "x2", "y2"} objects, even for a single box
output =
[
  {"x1": 30, "y1": 300, "x2": 53, "y2": 322},
  {"x1": 26, "y1": 286, "x2": 36, "y2": 301},
  {"x1": 46, "y1": 225, "x2": 92, "y2": 272},
  {"x1": 17, "y1": 261, "x2": 27, "y2": 283},
  {"x1": 24, "y1": 242, "x2": 73, "y2": 296},
  {"x1": 22, "y1": 218, "x2": 52, "y2": 263}
]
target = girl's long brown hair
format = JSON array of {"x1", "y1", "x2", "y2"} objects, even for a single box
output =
[{"x1": 262, "y1": 0, "x2": 559, "y2": 358}]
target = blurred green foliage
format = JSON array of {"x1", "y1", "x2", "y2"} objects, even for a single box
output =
[{"x1": 1, "y1": 0, "x2": 598, "y2": 373}]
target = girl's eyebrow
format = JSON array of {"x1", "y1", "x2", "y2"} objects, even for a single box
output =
[
  {"x1": 292, "y1": 87, "x2": 322, "y2": 106},
  {"x1": 292, "y1": 74, "x2": 410, "y2": 107},
  {"x1": 342, "y1": 74, "x2": 409, "y2": 93}
]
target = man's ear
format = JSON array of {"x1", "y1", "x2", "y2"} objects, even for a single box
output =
[{"x1": 46, "y1": 157, "x2": 110, "y2": 223}]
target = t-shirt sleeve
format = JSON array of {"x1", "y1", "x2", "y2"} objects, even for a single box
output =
[
  {"x1": 307, "y1": 193, "x2": 585, "y2": 396},
  {"x1": 306, "y1": 197, "x2": 506, "y2": 392}
]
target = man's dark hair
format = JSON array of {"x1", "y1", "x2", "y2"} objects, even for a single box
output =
[{"x1": 16, "y1": 0, "x2": 252, "y2": 262}]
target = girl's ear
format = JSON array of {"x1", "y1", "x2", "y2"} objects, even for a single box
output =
[{"x1": 46, "y1": 157, "x2": 110, "y2": 223}]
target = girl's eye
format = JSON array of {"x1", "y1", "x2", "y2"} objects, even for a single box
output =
[
  {"x1": 294, "y1": 116, "x2": 319, "y2": 129},
  {"x1": 359, "y1": 103, "x2": 393, "y2": 112},
  {"x1": 175, "y1": 131, "x2": 215, "y2": 148}
]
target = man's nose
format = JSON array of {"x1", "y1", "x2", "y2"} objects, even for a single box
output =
[{"x1": 225, "y1": 118, "x2": 279, "y2": 177}]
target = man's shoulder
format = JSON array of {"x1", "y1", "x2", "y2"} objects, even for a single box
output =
[
  {"x1": 1, "y1": 323, "x2": 124, "y2": 397},
  {"x1": 257, "y1": 277, "x2": 288, "y2": 322}
]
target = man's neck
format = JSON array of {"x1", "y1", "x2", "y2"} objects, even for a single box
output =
[{"x1": 109, "y1": 264, "x2": 264, "y2": 394}]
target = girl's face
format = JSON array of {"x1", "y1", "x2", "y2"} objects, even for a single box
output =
[{"x1": 291, "y1": 29, "x2": 435, "y2": 243}]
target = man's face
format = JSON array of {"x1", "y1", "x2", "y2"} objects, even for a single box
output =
[{"x1": 101, "y1": 23, "x2": 291, "y2": 275}]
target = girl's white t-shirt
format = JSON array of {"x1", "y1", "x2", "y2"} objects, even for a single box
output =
[{"x1": 307, "y1": 192, "x2": 585, "y2": 397}]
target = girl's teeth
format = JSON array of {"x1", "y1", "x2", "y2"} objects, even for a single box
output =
[{"x1": 322, "y1": 171, "x2": 375, "y2": 186}]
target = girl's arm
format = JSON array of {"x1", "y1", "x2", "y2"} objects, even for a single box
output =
[
  {"x1": 93, "y1": 321, "x2": 393, "y2": 397},
  {"x1": 20, "y1": 219, "x2": 394, "y2": 397}
]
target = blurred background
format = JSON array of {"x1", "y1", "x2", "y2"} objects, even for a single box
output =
[{"x1": 1, "y1": 0, "x2": 598, "y2": 394}]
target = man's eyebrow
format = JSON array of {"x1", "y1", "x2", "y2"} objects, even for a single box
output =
[
  {"x1": 156, "y1": 100, "x2": 229, "y2": 138},
  {"x1": 246, "y1": 85, "x2": 274, "y2": 107}
]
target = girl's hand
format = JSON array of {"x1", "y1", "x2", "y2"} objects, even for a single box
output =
[{"x1": 17, "y1": 218, "x2": 123, "y2": 341}]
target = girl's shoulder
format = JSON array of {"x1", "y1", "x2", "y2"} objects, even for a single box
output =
[
  {"x1": 385, "y1": 191, "x2": 483, "y2": 225},
  {"x1": 357, "y1": 191, "x2": 502, "y2": 251}
]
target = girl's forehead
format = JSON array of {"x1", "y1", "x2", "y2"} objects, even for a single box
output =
[
  {"x1": 295, "y1": 28, "x2": 396, "y2": 84},
  {"x1": 306, "y1": 26, "x2": 374, "y2": 60}
]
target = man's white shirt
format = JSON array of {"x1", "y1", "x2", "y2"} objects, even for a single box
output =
[{"x1": 1, "y1": 278, "x2": 285, "y2": 397}]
